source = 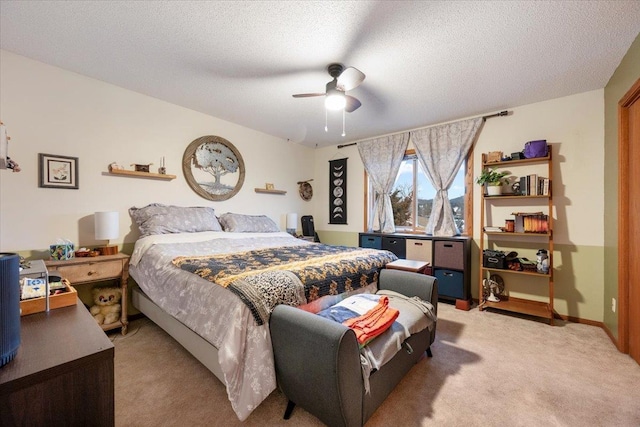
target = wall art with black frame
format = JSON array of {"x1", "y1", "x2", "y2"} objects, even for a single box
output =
[
  {"x1": 38, "y1": 153, "x2": 79, "y2": 189},
  {"x1": 329, "y1": 158, "x2": 347, "y2": 224}
]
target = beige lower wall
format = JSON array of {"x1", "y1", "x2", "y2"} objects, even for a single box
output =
[{"x1": 317, "y1": 230, "x2": 360, "y2": 247}]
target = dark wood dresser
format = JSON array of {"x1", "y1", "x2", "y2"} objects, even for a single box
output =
[{"x1": 0, "y1": 300, "x2": 115, "y2": 426}]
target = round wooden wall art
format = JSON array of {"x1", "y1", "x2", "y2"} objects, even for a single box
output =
[
  {"x1": 298, "y1": 180, "x2": 313, "y2": 201},
  {"x1": 182, "y1": 135, "x2": 245, "y2": 201}
]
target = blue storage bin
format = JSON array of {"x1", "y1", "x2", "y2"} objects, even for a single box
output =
[
  {"x1": 435, "y1": 268, "x2": 464, "y2": 300},
  {"x1": 360, "y1": 235, "x2": 382, "y2": 249}
]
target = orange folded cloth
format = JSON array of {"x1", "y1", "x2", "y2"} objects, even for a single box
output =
[{"x1": 343, "y1": 296, "x2": 399, "y2": 347}]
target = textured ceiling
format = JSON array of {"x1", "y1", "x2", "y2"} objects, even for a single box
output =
[{"x1": 1, "y1": 1, "x2": 639, "y2": 148}]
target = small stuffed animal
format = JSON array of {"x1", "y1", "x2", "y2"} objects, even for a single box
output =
[{"x1": 90, "y1": 287, "x2": 122, "y2": 325}]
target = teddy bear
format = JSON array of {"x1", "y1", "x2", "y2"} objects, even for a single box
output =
[{"x1": 90, "y1": 287, "x2": 122, "y2": 325}]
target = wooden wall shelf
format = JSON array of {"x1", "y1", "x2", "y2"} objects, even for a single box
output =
[
  {"x1": 254, "y1": 188, "x2": 286, "y2": 195},
  {"x1": 107, "y1": 170, "x2": 176, "y2": 180}
]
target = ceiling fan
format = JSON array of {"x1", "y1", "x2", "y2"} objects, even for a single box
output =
[{"x1": 292, "y1": 63, "x2": 365, "y2": 112}]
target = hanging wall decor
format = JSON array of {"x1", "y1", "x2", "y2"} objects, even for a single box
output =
[
  {"x1": 297, "y1": 179, "x2": 313, "y2": 201},
  {"x1": 182, "y1": 135, "x2": 245, "y2": 201},
  {"x1": 329, "y1": 158, "x2": 347, "y2": 224},
  {"x1": 38, "y1": 153, "x2": 79, "y2": 189}
]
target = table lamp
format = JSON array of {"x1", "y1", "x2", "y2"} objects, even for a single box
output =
[
  {"x1": 95, "y1": 211, "x2": 119, "y2": 255},
  {"x1": 286, "y1": 213, "x2": 297, "y2": 235}
]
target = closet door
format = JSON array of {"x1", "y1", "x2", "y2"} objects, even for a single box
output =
[{"x1": 621, "y1": 79, "x2": 640, "y2": 365}]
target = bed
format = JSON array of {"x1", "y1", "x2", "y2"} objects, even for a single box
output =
[{"x1": 127, "y1": 205, "x2": 397, "y2": 421}]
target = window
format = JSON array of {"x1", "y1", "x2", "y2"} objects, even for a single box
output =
[{"x1": 366, "y1": 149, "x2": 470, "y2": 234}]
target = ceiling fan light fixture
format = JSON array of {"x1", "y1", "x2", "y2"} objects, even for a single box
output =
[{"x1": 325, "y1": 89, "x2": 346, "y2": 111}]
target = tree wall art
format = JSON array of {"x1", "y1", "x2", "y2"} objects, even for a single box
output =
[{"x1": 182, "y1": 135, "x2": 245, "y2": 201}]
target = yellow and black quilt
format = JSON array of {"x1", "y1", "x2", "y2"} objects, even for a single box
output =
[{"x1": 173, "y1": 244, "x2": 397, "y2": 325}]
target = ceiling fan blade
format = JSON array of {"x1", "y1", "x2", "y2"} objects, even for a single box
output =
[
  {"x1": 344, "y1": 95, "x2": 361, "y2": 113},
  {"x1": 292, "y1": 93, "x2": 325, "y2": 98},
  {"x1": 336, "y1": 67, "x2": 366, "y2": 91}
]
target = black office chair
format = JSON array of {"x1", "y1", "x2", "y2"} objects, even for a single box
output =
[{"x1": 301, "y1": 215, "x2": 320, "y2": 243}]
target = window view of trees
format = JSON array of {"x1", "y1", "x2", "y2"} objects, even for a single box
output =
[
  {"x1": 390, "y1": 186, "x2": 412, "y2": 226},
  {"x1": 380, "y1": 152, "x2": 466, "y2": 234}
]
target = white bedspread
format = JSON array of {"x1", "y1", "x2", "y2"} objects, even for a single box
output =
[{"x1": 129, "y1": 231, "x2": 310, "y2": 421}]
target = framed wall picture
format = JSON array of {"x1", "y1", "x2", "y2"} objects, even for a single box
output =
[
  {"x1": 38, "y1": 153, "x2": 79, "y2": 189},
  {"x1": 182, "y1": 135, "x2": 245, "y2": 201}
]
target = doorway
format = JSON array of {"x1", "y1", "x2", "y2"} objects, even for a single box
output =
[{"x1": 618, "y1": 77, "x2": 640, "y2": 365}]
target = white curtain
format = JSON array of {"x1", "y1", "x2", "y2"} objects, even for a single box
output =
[
  {"x1": 358, "y1": 133, "x2": 409, "y2": 233},
  {"x1": 411, "y1": 118, "x2": 483, "y2": 236}
]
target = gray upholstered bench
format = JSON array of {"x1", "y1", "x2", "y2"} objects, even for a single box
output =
[{"x1": 270, "y1": 268, "x2": 438, "y2": 427}]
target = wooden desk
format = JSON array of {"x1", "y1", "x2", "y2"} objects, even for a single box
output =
[
  {"x1": 46, "y1": 253, "x2": 130, "y2": 335},
  {"x1": 0, "y1": 302, "x2": 115, "y2": 426}
]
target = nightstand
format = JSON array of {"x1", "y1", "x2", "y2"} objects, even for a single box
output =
[{"x1": 45, "y1": 252, "x2": 130, "y2": 335}]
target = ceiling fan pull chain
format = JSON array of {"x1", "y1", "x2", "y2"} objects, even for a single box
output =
[
  {"x1": 325, "y1": 108, "x2": 328, "y2": 132},
  {"x1": 342, "y1": 109, "x2": 346, "y2": 137}
]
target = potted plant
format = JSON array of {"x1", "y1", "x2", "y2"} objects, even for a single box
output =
[{"x1": 476, "y1": 168, "x2": 509, "y2": 196}]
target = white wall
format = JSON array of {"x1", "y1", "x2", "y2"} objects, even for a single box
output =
[
  {"x1": 472, "y1": 89, "x2": 605, "y2": 246},
  {"x1": 0, "y1": 50, "x2": 315, "y2": 252},
  {"x1": 311, "y1": 145, "x2": 365, "y2": 235},
  {"x1": 314, "y1": 90, "x2": 605, "y2": 247}
]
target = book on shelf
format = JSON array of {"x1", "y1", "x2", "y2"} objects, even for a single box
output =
[
  {"x1": 511, "y1": 211, "x2": 549, "y2": 233},
  {"x1": 529, "y1": 174, "x2": 538, "y2": 196},
  {"x1": 517, "y1": 176, "x2": 550, "y2": 196},
  {"x1": 519, "y1": 176, "x2": 527, "y2": 195},
  {"x1": 541, "y1": 178, "x2": 550, "y2": 196}
]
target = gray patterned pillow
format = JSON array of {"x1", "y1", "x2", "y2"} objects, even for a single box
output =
[
  {"x1": 129, "y1": 203, "x2": 223, "y2": 237},
  {"x1": 219, "y1": 213, "x2": 280, "y2": 233}
]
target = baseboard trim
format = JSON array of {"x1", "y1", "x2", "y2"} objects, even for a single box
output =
[
  {"x1": 547, "y1": 314, "x2": 624, "y2": 353},
  {"x1": 601, "y1": 323, "x2": 621, "y2": 351},
  {"x1": 467, "y1": 300, "x2": 623, "y2": 351},
  {"x1": 553, "y1": 313, "x2": 603, "y2": 328}
]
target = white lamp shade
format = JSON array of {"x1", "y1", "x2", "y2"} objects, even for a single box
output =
[
  {"x1": 95, "y1": 211, "x2": 119, "y2": 241},
  {"x1": 286, "y1": 213, "x2": 298, "y2": 230}
]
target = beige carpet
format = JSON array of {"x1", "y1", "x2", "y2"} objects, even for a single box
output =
[{"x1": 110, "y1": 303, "x2": 640, "y2": 426}]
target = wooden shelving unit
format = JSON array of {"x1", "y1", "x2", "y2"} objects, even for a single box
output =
[
  {"x1": 254, "y1": 188, "x2": 286, "y2": 195},
  {"x1": 478, "y1": 152, "x2": 555, "y2": 325},
  {"x1": 483, "y1": 266, "x2": 551, "y2": 278},
  {"x1": 481, "y1": 296, "x2": 552, "y2": 319},
  {"x1": 107, "y1": 169, "x2": 176, "y2": 180},
  {"x1": 485, "y1": 194, "x2": 549, "y2": 200},
  {"x1": 484, "y1": 231, "x2": 551, "y2": 237}
]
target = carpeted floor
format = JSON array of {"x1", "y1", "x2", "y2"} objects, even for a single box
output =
[{"x1": 110, "y1": 303, "x2": 640, "y2": 426}]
